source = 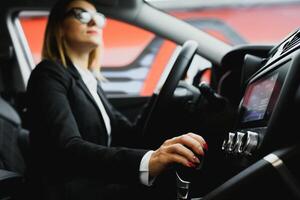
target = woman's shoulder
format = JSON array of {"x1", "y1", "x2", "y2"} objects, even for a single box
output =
[
  {"x1": 28, "y1": 59, "x2": 71, "y2": 87},
  {"x1": 31, "y1": 59, "x2": 73, "y2": 81},
  {"x1": 33, "y1": 59, "x2": 66, "y2": 74}
]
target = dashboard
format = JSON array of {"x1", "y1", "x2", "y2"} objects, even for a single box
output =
[
  {"x1": 193, "y1": 28, "x2": 300, "y2": 200},
  {"x1": 221, "y1": 28, "x2": 300, "y2": 159}
]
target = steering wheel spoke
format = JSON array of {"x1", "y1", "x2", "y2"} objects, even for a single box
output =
[{"x1": 142, "y1": 40, "x2": 199, "y2": 147}]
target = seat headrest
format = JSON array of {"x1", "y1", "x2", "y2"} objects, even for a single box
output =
[{"x1": 0, "y1": 97, "x2": 21, "y2": 126}]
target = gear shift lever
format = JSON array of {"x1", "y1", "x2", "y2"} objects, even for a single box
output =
[
  {"x1": 175, "y1": 155, "x2": 204, "y2": 200},
  {"x1": 176, "y1": 170, "x2": 191, "y2": 200}
]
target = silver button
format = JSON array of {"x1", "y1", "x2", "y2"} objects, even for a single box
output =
[
  {"x1": 227, "y1": 132, "x2": 236, "y2": 152},
  {"x1": 234, "y1": 132, "x2": 246, "y2": 154},
  {"x1": 243, "y1": 131, "x2": 259, "y2": 155},
  {"x1": 222, "y1": 139, "x2": 227, "y2": 151}
]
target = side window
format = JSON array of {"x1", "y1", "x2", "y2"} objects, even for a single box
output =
[{"x1": 14, "y1": 11, "x2": 177, "y2": 97}]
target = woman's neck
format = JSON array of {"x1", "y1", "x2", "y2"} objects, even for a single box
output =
[{"x1": 65, "y1": 44, "x2": 90, "y2": 69}]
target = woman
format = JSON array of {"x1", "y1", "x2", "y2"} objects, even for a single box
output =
[{"x1": 26, "y1": 0, "x2": 207, "y2": 199}]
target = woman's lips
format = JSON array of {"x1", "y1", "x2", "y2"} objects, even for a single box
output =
[{"x1": 87, "y1": 30, "x2": 99, "y2": 35}]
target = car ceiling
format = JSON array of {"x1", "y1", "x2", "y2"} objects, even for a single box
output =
[
  {"x1": 0, "y1": 0, "x2": 126, "y2": 9},
  {"x1": 0, "y1": 0, "x2": 232, "y2": 66}
]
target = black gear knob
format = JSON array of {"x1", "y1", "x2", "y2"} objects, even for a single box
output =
[
  {"x1": 175, "y1": 154, "x2": 205, "y2": 200},
  {"x1": 175, "y1": 154, "x2": 204, "y2": 181}
]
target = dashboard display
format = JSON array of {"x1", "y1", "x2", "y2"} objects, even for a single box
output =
[{"x1": 241, "y1": 71, "x2": 281, "y2": 123}]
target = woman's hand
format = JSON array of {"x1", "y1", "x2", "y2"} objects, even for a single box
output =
[{"x1": 149, "y1": 133, "x2": 207, "y2": 178}]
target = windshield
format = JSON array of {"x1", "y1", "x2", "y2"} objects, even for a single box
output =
[{"x1": 147, "y1": 0, "x2": 300, "y2": 46}]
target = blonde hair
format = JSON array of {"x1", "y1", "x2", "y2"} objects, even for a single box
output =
[{"x1": 42, "y1": 0, "x2": 98, "y2": 68}]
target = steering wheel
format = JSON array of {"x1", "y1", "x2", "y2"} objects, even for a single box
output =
[{"x1": 142, "y1": 40, "x2": 198, "y2": 147}]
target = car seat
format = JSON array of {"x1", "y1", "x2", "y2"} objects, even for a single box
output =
[{"x1": 0, "y1": 96, "x2": 30, "y2": 200}]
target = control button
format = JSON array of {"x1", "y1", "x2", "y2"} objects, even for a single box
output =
[
  {"x1": 227, "y1": 132, "x2": 236, "y2": 152},
  {"x1": 222, "y1": 139, "x2": 227, "y2": 151},
  {"x1": 243, "y1": 131, "x2": 259, "y2": 155},
  {"x1": 234, "y1": 132, "x2": 246, "y2": 154}
]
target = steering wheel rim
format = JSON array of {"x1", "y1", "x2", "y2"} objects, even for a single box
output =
[{"x1": 142, "y1": 40, "x2": 198, "y2": 143}]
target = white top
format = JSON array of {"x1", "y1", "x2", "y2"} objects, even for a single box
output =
[
  {"x1": 74, "y1": 65, "x2": 154, "y2": 186},
  {"x1": 75, "y1": 65, "x2": 112, "y2": 146}
]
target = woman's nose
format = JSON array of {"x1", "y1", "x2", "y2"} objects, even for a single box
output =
[{"x1": 87, "y1": 17, "x2": 96, "y2": 26}]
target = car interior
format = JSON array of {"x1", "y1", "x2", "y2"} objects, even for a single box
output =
[{"x1": 1, "y1": 0, "x2": 300, "y2": 200}]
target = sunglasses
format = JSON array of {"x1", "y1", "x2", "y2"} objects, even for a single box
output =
[{"x1": 65, "y1": 7, "x2": 106, "y2": 28}]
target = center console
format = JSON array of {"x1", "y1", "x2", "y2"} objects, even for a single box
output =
[
  {"x1": 222, "y1": 28, "x2": 300, "y2": 161},
  {"x1": 199, "y1": 28, "x2": 300, "y2": 200}
]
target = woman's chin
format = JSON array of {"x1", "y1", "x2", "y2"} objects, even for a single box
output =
[
  {"x1": 83, "y1": 40, "x2": 101, "y2": 50},
  {"x1": 87, "y1": 38, "x2": 102, "y2": 47}
]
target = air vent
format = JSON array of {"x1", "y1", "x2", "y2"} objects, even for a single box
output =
[{"x1": 281, "y1": 32, "x2": 300, "y2": 55}]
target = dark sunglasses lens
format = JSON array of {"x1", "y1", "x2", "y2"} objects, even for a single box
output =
[
  {"x1": 67, "y1": 8, "x2": 106, "y2": 28},
  {"x1": 93, "y1": 14, "x2": 106, "y2": 28},
  {"x1": 78, "y1": 12, "x2": 92, "y2": 24}
]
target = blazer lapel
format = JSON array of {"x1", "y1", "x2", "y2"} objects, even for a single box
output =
[
  {"x1": 67, "y1": 63, "x2": 109, "y2": 132},
  {"x1": 67, "y1": 63, "x2": 100, "y2": 109},
  {"x1": 96, "y1": 82, "x2": 115, "y2": 124},
  {"x1": 67, "y1": 62, "x2": 110, "y2": 144}
]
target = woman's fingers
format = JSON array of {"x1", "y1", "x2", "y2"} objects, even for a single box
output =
[
  {"x1": 186, "y1": 133, "x2": 208, "y2": 150},
  {"x1": 166, "y1": 133, "x2": 207, "y2": 156},
  {"x1": 168, "y1": 153, "x2": 194, "y2": 168},
  {"x1": 167, "y1": 143, "x2": 200, "y2": 164},
  {"x1": 149, "y1": 132, "x2": 207, "y2": 177}
]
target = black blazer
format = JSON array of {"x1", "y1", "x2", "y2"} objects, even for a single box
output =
[{"x1": 26, "y1": 59, "x2": 149, "y2": 199}]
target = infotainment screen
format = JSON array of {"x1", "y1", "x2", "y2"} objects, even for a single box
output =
[
  {"x1": 239, "y1": 62, "x2": 290, "y2": 127},
  {"x1": 241, "y1": 73, "x2": 279, "y2": 122}
]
